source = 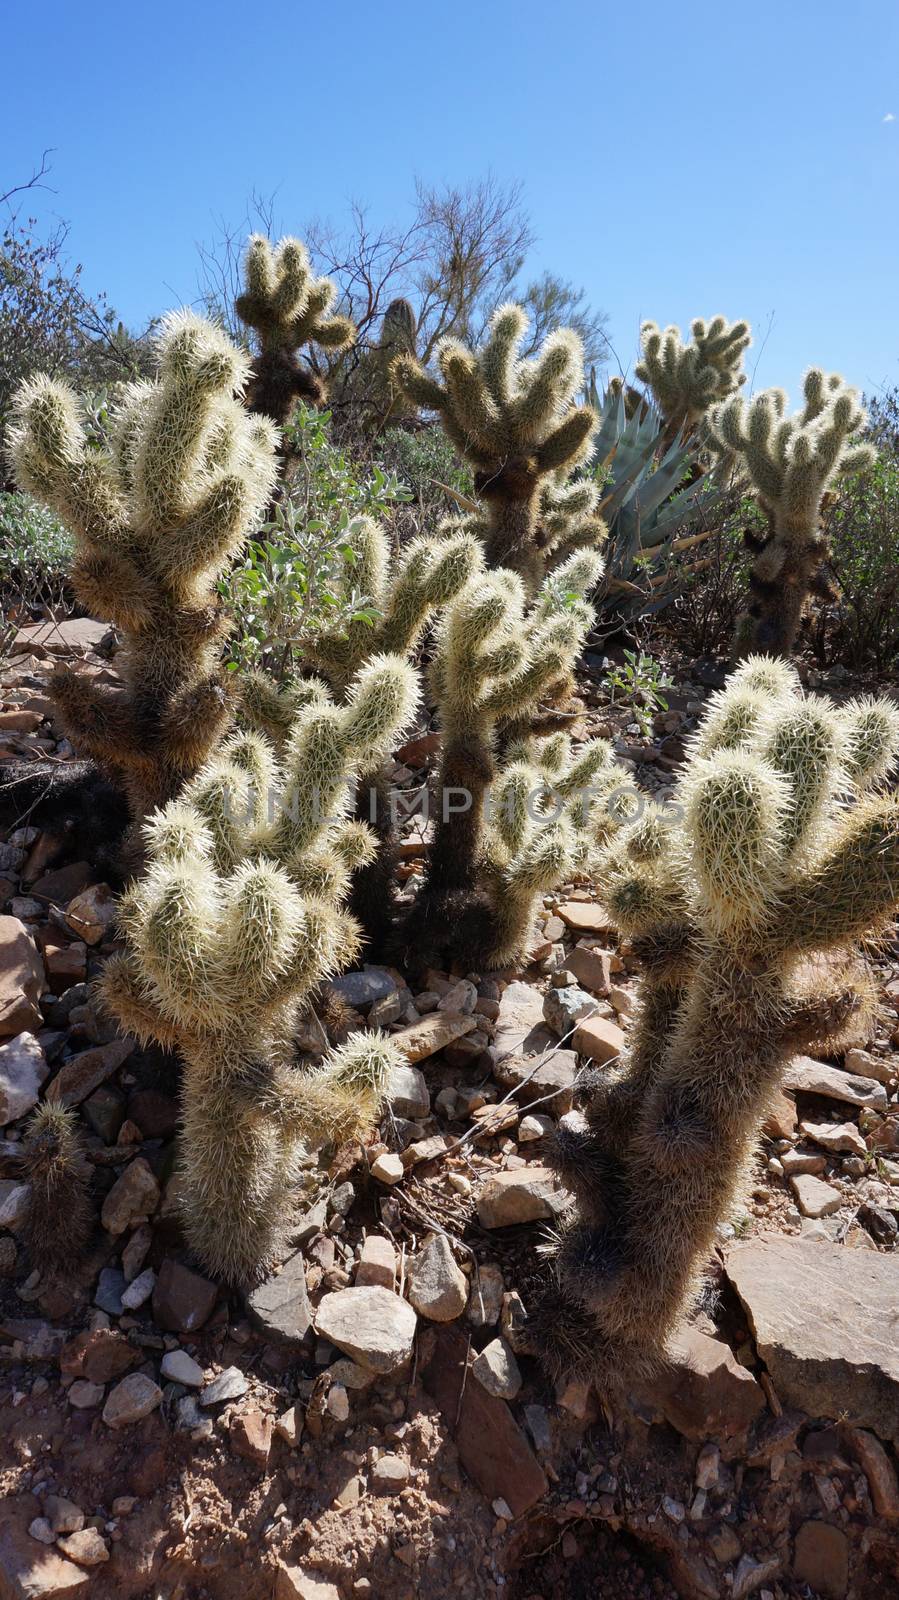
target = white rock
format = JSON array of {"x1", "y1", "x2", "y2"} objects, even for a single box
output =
[
  {"x1": 0, "y1": 1180, "x2": 30, "y2": 1232},
  {"x1": 386, "y1": 1063, "x2": 430, "y2": 1119},
  {"x1": 120, "y1": 1268, "x2": 156, "y2": 1310},
  {"x1": 370, "y1": 1152, "x2": 404, "y2": 1186},
  {"x1": 161, "y1": 1349, "x2": 205, "y2": 1388},
  {"x1": 326, "y1": 1383, "x2": 349, "y2": 1420},
  {"x1": 790, "y1": 1173, "x2": 843, "y2": 1218},
  {"x1": 437, "y1": 979, "x2": 478, "y2": 1014},
  {"x1": 0, "y1": 1031, "x2": 47, "y2": 1124},
  {"x1": 518, "y1": 1113, "x2": 554, "y2": 1142},
  {"x1": 102, "y1": 1372, "x2": 163, "y2": 1427},
  {"x1": 472, "y1": 1337, "x2": 522, "y2": 1399},
  {"x1": 407, "y1": 1233, "x2": 468, "y2": 1322},
  {"x1": 314, "y1": 1286, "x2": 417, "y2": 1374},
  {"x1": 371, "y1": 1452, "x2": 410, "y2": 1490}
]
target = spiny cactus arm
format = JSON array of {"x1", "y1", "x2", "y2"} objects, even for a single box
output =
[
  {"x1": 777, "y1": 795, "x2": 899, "y2": 952},
  {"x1": 236, "y1": 235, "x2": 355, "y2": 356},
  {"x1": 49, "y1": 669, "x2": 151, "y2": 768},
  {"x1": 8, "y1": 375, "x2": 127, "y2": 547},
  {"x1": 682, "y1": 750, "x2": 791, "y2": 936},
  {"x1": 377, "y1": 529, "x2": 484, "y2": 656},
  {"x1": 231, "y1": 1030, "x2": 400, "y2": 1147},
  {"x1": 97, "y1": 950, "x2": 185, "y2": 1051},
  {"x1": 533, "y1": 408, "x2": 597, "y2": 474},
  {"x1": 636, "y1": 316, "x2": 750, "y2": 427},
  {"x1": 68, "y1": 549, "x2": 159, "y2": 633},
  {"x1": 390, "y1": 352, "x2": 449, "y2": 414},
  {"x1": 511, "y1": 329, "x2": 586, "y2": 440},
  {"x1": 779, "y1": 979, "x2": 871, "y2": 1053},
  {"x1": 122, "y1": 858, "x2": 226, "y2": 1029},
  {"x1": 486, "y1": 820, "x2": 577, "y2": 966},
  {"x1": 758, "y1": 697, "x2": 843, "y2": 854},
  {"x1": 240, "y1": 672, "x2": 330, "y2": 748},
  {"x1": 839, "y1": 696, "x2": 899, "y2": 787},
  {"x1": 19, "y1": 1102, "x2": 92, "y2": 1271}
]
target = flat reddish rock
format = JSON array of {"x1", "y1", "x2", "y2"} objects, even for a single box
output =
[
  {"x1": 556, "y1": 901, "x2": 617, "y2": 935},
  {"x1": 564, "y1": 944, "x2": 613, "y2": 995},
  {"x1": 0, "y1": 916, "x2": 44, "y2": 1038},
  {"x1": 422, "y1": 1325, "x2": 547, "y2": 1517},
  {"x1": 572, "y1": 1015, "x2": 625, "y2": 1063},
  {"x1": 29, "y1": 861, "x2": 93, "y2": 904},
  {"x1": 390, "y1": 1011, "x2": 477, "y2": 1063},
  {"x1": 152, "y1": 1258, "x2": 218, "y2": 1333},
  {"x1": 60, "y1": 1328, "x2": 140, "y2": 1384},
  {"x1": 230, "y1": 1408, "x2": 273, "y2": 1469},
  {"x1": 47, "y1": 1039, "x2": 134, "y2": 1107},
  {"x1": 636, "y1": 1323, "x2": 765, "y2": 1451}
]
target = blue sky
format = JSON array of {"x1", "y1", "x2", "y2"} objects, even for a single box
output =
[{"x1": 4, "y1": 0, "x2": 898, "y2": 401}]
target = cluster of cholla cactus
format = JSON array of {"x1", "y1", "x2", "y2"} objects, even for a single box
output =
[
  {"x1": 99, "y1": 655, "x2": 418, "y2": 1284},
  {"x1": 535, "y1": 658, "x2": 899, "y2": 1385},
  {"x1": 635, "y1": 315, "x2": 752, "y2": 436},
  {"x1": 19, "y1": 1103, "x2": 93, "y2": 1272},
  {"x1": 242, "y1": 516, "x2": 483, "y2": 945},
  {"x1": 708, "y1": 371, "x2": 876, "y2": 657},
  {"x1": 354, "y1": 298, "x2": 419, "y2": 430},
  {"x1": 7, "y1": 313, "x2": 279, "y2": 823},
  {"x1": 236, "y1": 234, "x2": 355, "y2": 428},
  {"x1": 392, "y1": 305, "x2": 600, "y2": 593},
  {"x1": 403, "y1": 547, "x2": 615, "y2": 966}
]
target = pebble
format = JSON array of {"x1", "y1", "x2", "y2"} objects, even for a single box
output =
[
  {"x1": 102, "y1": 1372, "x2": 163, "y2": 1428},
  {"x1": 67, "y1": 1379, "x2": 105, "y2": 1410},
  {"x1": 120, "y1": 1267, "x2": 156, "y2": 1310},
  {"x1": 314, "y1": 1286, "x2": 417, "y2": 1374},
  {"x1": 161, "y1": 1349, "x2": 205, "y2": 1388},
  {"x1": 471, "y1": 1337, "x2": 522, "y2": 1399},
  {"x1": 370, "y1": 1152, "x2": 404, "y2": 1186},
  {"x1": 200, "y1": 1366, "x2": 248, "y2": 1406},
  {"x1": 371, "y1": 1453, "x2": 410, "y2": 1491}
]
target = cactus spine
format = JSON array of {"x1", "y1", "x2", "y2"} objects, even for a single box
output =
[
  {"x1": 8, "y1": 314, "x2": 279, "y2": 822},
  {"x1": 236, "y1": 235, "x2": 355, "y2": 427},
  {"x1": 537, "y1": 662, "x2": 899, "y2": 1385},
  {"x1": 708, "y1": 371, "x2": 876, "y2": 657},
  {"x1": 20, "y1": 1103, "x2": 93, "y2": 1272},
  {"x1": 392, "y1": 305, "x2": 599, "y2": 593},
  {"x1": 100, "y1": 656, "x2": 418, "y2": 1284}
]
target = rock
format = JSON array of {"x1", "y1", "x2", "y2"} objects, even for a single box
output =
[
  {"x1": 275, "y1": 1403, "x2": 304, "y2": 1447},
  {"x1": 0, "y1": 1514, "x2": 91, "y2": 1596},
  {"x1": 790, "y1": 1173, "x2": 842, "y2": 1217},
  {"x1": 389, "y1": 1012, "x2": 477, "y2": 1062},
  {"x1": 694, "y1": 1442, "x2": 721, "y2": 1490},
  {"x1": 437, "y1": 979, "x2": 478, "y2": 1014},
  {"x1": 43, "y1": 1500, "x2": 83, "y2": 1537},
  {"x1": 638, "y1": 1324, "x2": 764, "y2": 1447},
  {"x1": 542, "y1": 984, "x2": 597, "y2": 1037},
  {"x1": 41, "y1": 938, "x2": 87, "y2": 995},
  {"x1": 517, "y1": 1112, "x2": 553, "y2": 1142},
  {"x1": 731, "y1": 1554, "x2": 782, "y2": 1600},
  {"x1": 385, "y1": 1063, "x2": 430, "y2": 1119},
  {"x1": 472, "y1": 1337, "x2": 522, "y2": 1399},
  {"x1": 726, "y1": 1236, "x2": 899, "y2": 1442},
  {"x1": 63, "y1": 884, "x2": 116, "y2": 946},
  {"x1": 371, "y1": 1453, "x2": 410, "y2": 1492},
  {"x1": 843, "y1": 1426, "x2": 899, "y2": 1518},
  {"x1": 564, "y1": 944, "x2": 613, "y2": 996},
  {"x1": 792, "y1": 1521, "x2": 848, "y2": 1599},
  {"x1": 120, "y1": 1268, "x2": 155, "y2": 1310},
  {"x1": 326, "y1": 1383, "x2": 349, "y2": 1421},
  {"x1": 200, "y1": 1366, "x2": 247, "y2": 1406},
  {"x1": 100, "y1": 1157, "x2": 160, "y2": 1235},
  {"x1": 780, "y1": 1149, "x2": 826, "y2": 1176},
  {"x1": 572, "y1": 1015, "x2": 626, "y2": 1064},
  {"x1": 28, "y1": 1520, "x2": 55, "y2": 1547},
  {"x1": 274, "y1": 1567, "x2": 341, "y2": 1600},
  {"x1": 762, "y1": 1089, "x2": 798, "y2": 1139},
  {"x1": 0, "y1": 1032, "x2": 48, "y2": 1124},
  {"x1": 102, "y1": 1372, "x2": 163, "y2": 1428},
  {"x1": 423, "y1": 1325, "x2": 547, "y2": 1517},
  {"x1": 160, "y1": 1349, "x2": 205, "y2": 1387},
  {"x1": 121, "y1": 1224, "x2": 152, "y2": 1282},
  {"x1": 313, "y1": 1286, "x2": 417, "y2": 1374},
  {"x1": 845, "y1": 1048, "x2": 896, "y2": 1086},
  {"x1": 477, "y1": 1165, "x2": 564, "y2": 1228},
  {"x1": 246, "y1": 1250, "x2": 311, "y2": 1346},
  {"x1": 355, "y1": 1234, "x2": 396, "y2": 1290},
  {"x1": 859, "y1": 1202, "x2": 898, "y2": 1245},
  {"x1": 55, "y1": 1530, "x2": 108, "y2": 1568},
  {"x1": 555, "y1": 901, "x2": 616, "y2": 935},
  {"x1": 93, "y1": 1268, "x2": 126, "y2": 1316},
  {"x1": 0, "y1": 917, "x2": 44, "y2": 1037},
  {"x1": 0, "y1": 1180, "x2": 30, "y2": 1231},
  {"x1": 67, "y1": 1380, "x2": 104, "y2": 1410},
  {"x1": 370, "y1": 1152, "x2": 404, "y2": 1185},
  {"x1": 230, "y1": 1408, "x2": 272, "y2": 1469},
  {"x1": 12, "y1": 617, "x2": 112, "y2": 655},
  {"x1": 494, "y1": 981, "x2": 553, "y2": 1058},
  {"x1": 407, "y1": 1233, "x2": 468, "y2": 1322},
  {"x1": 492, "y1": 1047, "x2": 578, "y2": 1114},
  {"x1": 783, "y1": 1055, "x2": 888, "y2": 1110},
  {"x1": 800, "y1": 1118, "x2": 866, "y2": 1155},
  {"x1": 330, "y1": 969, "x2": 397, "y2": 1009},
  {"x1": 60, "y1": 1328, "x2": 139, "y2": 1384},
  {"x1": 152, "y1": 1259, "x2": 218, "y2": 1333},
  {"x1": 81, "y1": 1085, "x2": 125, "y2": 1144},
  {"x1": 0, "y1": 1317, "x2": 66, "y2": 1362},
  {"x1": 46, "y1": 1039, "x2": 134, "y2": 1108},
  {"x1": 468, "y1": 1262, "x2": 504, "y2": 1326}
]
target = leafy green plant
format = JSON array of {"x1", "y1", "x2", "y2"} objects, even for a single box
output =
[
  {"x1": 0, "y1": 490, "x2": 75, "y2": 621},
  {"x1": 807, "y1": 451, "x2": 899, "y2": 672},
  {"x1": 379, "y1": 423, "x2": 474, "y2": 504},
  {"x1": 221, "y1": 404, "x2": 412, "y2": 679},
  {"x1": 606, "y1": 648, "x2": 672, "y2": 736}
]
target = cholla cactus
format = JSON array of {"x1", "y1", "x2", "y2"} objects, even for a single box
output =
[
  {"x1": 535, "y1": 661, "x2": 899, "y2": 1384},
  {"x1": 20, "y1": 1103, "x2": 93, "y2": 1272},
  {"x1": 392, "y1": 305, "x2": 598, "y2": 592},
  {"x1": 355, "y1": 298, "x2": 419, "y2": 429},
  {"x1": 236, "y1": 234, "x2": 355, "y2": 426},
  {"x1": 7, "y1": 314, "x2": 278, "y2": 821},
  {"x1": 99, "y1": 655, "x2": 418, "y2": 1284},
  {"x1": 535, "y1": 472, "x2": 608, "y2": 573},
  {"x1": 635, "y1": 315, "x2": 751, "y2": 434},
  {"x1": 402, "y1": 549, "x2": 608, "y2": 965},
  {"x1": 708, "y1": 371, "x2": 876, "y2": 656}
]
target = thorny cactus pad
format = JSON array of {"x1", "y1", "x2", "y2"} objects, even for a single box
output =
[
  {"x1": 635, "y1": 315, "x2": 751, "y2": 433},
  {"x1": 100, "y1": 655, "x2": 418, "y2": 1284},
  {"x1": 19, "y1": 1102, "x2": 93, "y2": 1273},
  {"x1": 537, "y1": 659, "x2": 899, "y2": 1388},
  {"x1": 708, "y1": 370, "x2": 875, "y2": 657},
  {"x1": 8, "y1": 313, "x2": 279, "y2": 821},
  {"x1": 392, "y1": 304, "x2": 599, "y2": 592},
  {"x1": 236, "y1": 234, "x2": 355, "y2": 427}
]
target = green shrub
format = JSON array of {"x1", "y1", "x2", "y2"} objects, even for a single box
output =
[
  {"x1": 379, "y1": 423, "x2": 474, "y2": 504},
  {"x1": 808, "y1": 452, "x2": 899, "y2": 672},
  {"x1": 0, "y1": 490, "x2": 75, "y2": 616}
]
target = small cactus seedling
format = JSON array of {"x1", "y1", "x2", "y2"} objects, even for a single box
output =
[
  {"x1": 100, "y1": 654, "x2": 418, "y2": 1284},
  {"x1": 708, "y1": 370, "x2": 876, "y2": 657},
  {"x1": 536, "y1": 661, "x2": 899, "y2": 1387},
  {"x1": 19, "y1": 1103, "x2": 93, "y2": 1273},
  {"x1": 392, "y1": 305, "x2": 599, "y2": 593},
  {"x1": 8, "y1": 313, "x2": 279, "y2": 824},
  {"x1": 236, "y1": 234, "x2": 355, "y2": 427},
  {"x1": 635, "y1": 315, "x2": 751, "y2": 436}
]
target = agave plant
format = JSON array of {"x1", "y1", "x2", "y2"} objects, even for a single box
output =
[{"x1": 585, "y1": 376, "x2": 728, "y2": 624}]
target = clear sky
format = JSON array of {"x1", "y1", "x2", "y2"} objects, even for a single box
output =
[{"x1": 4, "y1": 0, "x2": 898, "y2": 401}]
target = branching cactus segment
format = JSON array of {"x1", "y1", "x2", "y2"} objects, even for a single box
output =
[
  {"x1": 357, "y1": 298, "x2": 418, "y2": 429},
  {"x1": 20, "y1": 1103, "x2": 93, "y2": 1273},
  {"x1": 635, "y1": 315, "x2": 751, "y2": 434},
  {"x1": 537, "y1": 662, "x2": 899, "y2": 1385},
  {"x1": 8, "y1": 314, "x2": 279, "y2": 820},
  {"x1": 236, "y1": 234, "x2": 355, "y2": 426},
  {"x1": 100, "y1": 656, "x2": 418, "y2": 1284},
  {"x1": 708, "y1": 371, "x2": 875, "y2": 656},
  {"x1": 392, "y1": 305, "x2": 598, "y2": 591}
]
